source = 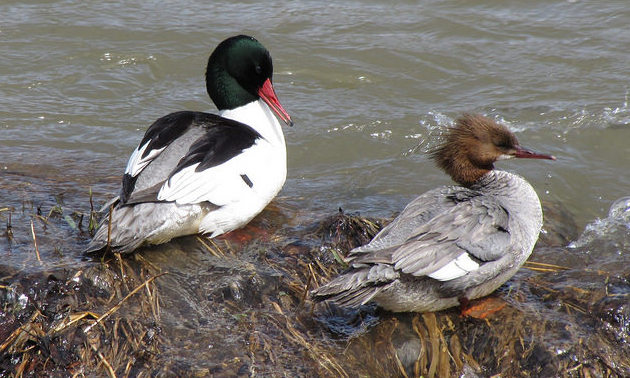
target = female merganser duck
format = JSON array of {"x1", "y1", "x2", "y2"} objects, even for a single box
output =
[
  {"x1": 85, "y1": 35, "x2": 293, "y2": 254},
  {"x1": 312, "y1": 114, "x2": 555, "y2": 312}
]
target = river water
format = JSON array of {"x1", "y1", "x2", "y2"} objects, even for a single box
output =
[
  {"x1": 2, "y1": 0, "x2": 630, "y2": 266},
  {"x1": 1, "y1": 0, "x2": 629, "y2": 374},
  {"x1": 2, "y1": 0, "x2": 629, "y2": 220}
]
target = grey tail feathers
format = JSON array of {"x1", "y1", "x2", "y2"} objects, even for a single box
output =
[
  {"x1": 83, "y1": 203, "x2": 146, "y2": 254},
  {"x1": 311, "y1": 270, "x2": 394, "y2": 308}
]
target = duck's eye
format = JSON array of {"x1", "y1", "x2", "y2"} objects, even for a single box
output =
[
  {"x1": 254, "y1": 65, "x2": 262, "y2": 75},
  {"x1": 495, "y1": 140, "x2": 512, "y2": 149}
]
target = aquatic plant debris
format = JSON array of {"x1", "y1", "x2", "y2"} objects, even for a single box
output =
[{"x1": 1, "y1": 186, "x2": 629, "y2": 376}]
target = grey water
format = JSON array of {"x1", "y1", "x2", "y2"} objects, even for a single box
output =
[
  {"x1": 1, "y1": 1, "x2": 629, "y2": 274},
  {"x1": 2, "y1": 1, "x2": 630, "y2": 375}
]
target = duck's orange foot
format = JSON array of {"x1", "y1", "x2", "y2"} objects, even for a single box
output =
[
  {"x1": 458, "y1": 296, "x2": 507, "y2": 319},
  {"x1": 217, "y1": 224, "x2": 269, "y2": 244}
]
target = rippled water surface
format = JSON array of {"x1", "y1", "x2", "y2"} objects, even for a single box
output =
[
  {"x1": 3, "y1": 0, "x2": 630, "y2": 222},
  {"x1": 1, "y1": 0, "x2": 629, "y2": 279},
  {"x1": 2, "y1": 0, "x2": 630, "y2": 375}
]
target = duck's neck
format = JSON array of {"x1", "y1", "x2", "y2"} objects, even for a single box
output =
[
  {"x1": 446, "y1": 160, "x2": 492, "y2": 188},
  {"x1": 434, "y1": 143, "x2": 493, "y2": 187},
  {"x1": 219, "y1": 99, "x2": 286, "y2": 147}
]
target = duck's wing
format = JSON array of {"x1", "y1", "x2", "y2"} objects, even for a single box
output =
[
  {"x1": 351, "y1": 187, "x2": 462, "y2": 254},
  {"x1": 120, "y1": 111, "x2": 208, "y2": 203},
  {"x1": 351, "y1": 194, "x2": 511, "y2": 282},
  {"x1": 122, "y1": 112, "x2": 265, "y2": 207},
  {"x1": 314, "y1": 191, "x2": 515, "y2": 307},
  {"x1": 98, "y1": 112, "x2": 199, "y2": 210}
]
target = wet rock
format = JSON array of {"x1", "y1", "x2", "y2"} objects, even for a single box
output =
[{"x1": 538, "y1": 199, "x2": 579, "y2": 247}]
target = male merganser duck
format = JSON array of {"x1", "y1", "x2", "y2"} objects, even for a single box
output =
[
  {"x1": 312, "y1": 114, "x2": 555, "y2": 312},
  {"x1": 85, "y1": 35, "x2": 292, "y2": 254}
]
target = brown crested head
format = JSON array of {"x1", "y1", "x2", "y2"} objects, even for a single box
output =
[{"x1": 430, "y1": 114, "x2": 555, "y2": 187}]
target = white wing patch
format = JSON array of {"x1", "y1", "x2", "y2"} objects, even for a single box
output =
[
  {"x1": 428, "y1": 252, "x2": 480, "y2": 281},
  {"x1": 125, "y1": 142, "x2": 166, "y2": 177},
  {"x1": 157, "y1": 139, "x2": 283, "y2": 207},
  {"x1": 157, "y1": 162, "x2": 242, "y2": 205}
]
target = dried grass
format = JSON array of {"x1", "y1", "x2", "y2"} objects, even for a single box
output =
[
  {"x1": 1, "y1": 201, "x2": 628, "y2": 377},
  {"x1": 1, "y1": 253, "x2": 165, "y2": 376}
]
